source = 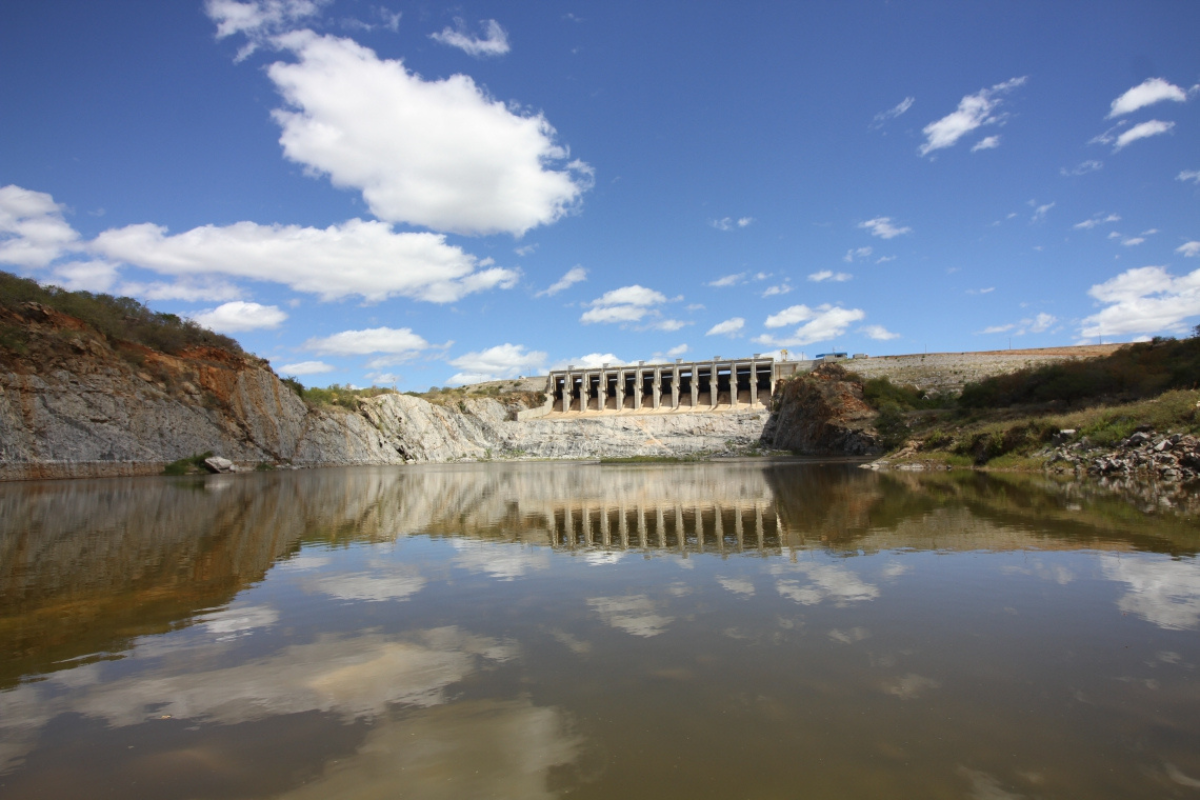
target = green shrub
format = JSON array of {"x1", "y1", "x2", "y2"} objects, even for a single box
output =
[
  {"x1": 875, "y1": 402, "x2": 909, "y2": 450},
  {"x1": 302, "y1": 383, "x2": 397, "y2": 410},
  {"x1": 0, "y1": 270, "x2": 243, "y2": 356},
  {"x1": 163, "y1": 451, "x2": 214, "y2": 476},
  {"x1": 959, "y1": 336, "x2": 1200, "y2": 410}
]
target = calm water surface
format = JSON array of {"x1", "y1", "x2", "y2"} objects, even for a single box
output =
[{"x1": 1, "y1": 462, "x2": 1199, "y2": 799}]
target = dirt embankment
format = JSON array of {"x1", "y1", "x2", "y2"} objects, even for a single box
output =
[{"x1": 843, "y1": 345, "x2": 1123, "y2": 395}]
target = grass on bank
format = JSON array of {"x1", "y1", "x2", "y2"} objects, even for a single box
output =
[
  {"x1": 162, "y1": 452, "x2": 214, "y2": 476},
  {"x1": 823, "y1": 331, "x2": 1200, "y2": 467}
]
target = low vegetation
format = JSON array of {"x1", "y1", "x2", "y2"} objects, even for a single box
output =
[
  {"x1": 864, "y1": 331, "x2": 1200, "y2": 469},
  {"x1": 292, "y1": 383, "x2": 398, "y2": 410},
  {"x1": 0, "y1": 270, "x2": 243, "y2": 357},
  {"x1": 162, "y1": 451, "x2": 214, "y2": 476}
]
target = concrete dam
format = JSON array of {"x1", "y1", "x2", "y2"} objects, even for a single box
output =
[{"x1": 542, "y1": 356, "x2": 795, "y2": 415}]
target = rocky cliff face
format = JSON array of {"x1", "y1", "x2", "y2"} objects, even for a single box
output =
[
  {"x1": 361, "y1": 393, "x2": 769, "y2": 461},
  {"x1": 0, "y1": 303, "x2": 781, "y2": 478},
  {"x1": 0, "y1": 303, "x2": 400, "y2": 479},
  {"x1": 760, "y1": 363, "x2": 882, "y2": 456},
  {"x1": 1, "y1": 303, "x2": 882, "y2": 480}
]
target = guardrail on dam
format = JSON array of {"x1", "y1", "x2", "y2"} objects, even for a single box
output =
[{"x1": 540, "y1": 356, "x2": 808, "y2": 415}]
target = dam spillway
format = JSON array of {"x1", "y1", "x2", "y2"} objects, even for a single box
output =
[{"x1": 543, "y1": 356, "x2": 795, "y2": 415}]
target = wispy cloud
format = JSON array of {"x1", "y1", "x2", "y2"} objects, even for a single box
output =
[
  {"x1": 1107, "y1": 78, "x2": 1189, "y2": 118},
  {"x1": 1177, "y1": 242, "x2": 1200, "y2": 258},
  {"x1": 1113, "y1": 120, "x2": 1175, "y2": 151},
  {"x1": 706, "y1": 317, "x2": 744, "y2": 337},
  {"x1": 859, "y1": 217, "x2": 912, "y2": 239},
  {"x1": 1029, "y1": 200, "x2": 1054, "y2": 223},
  {"x1": 1074, "y1": 212, "x2": 1121, "y2": 230},
  {"x1": 761, "y1": 282, "x2": 792, "y2": 297},
  {"x1": 976, "y1": 312, "x2": 1057, "y2": 336},
  {"x1": 966, "y1": 287, "x2": 995, "y2": 295},
  {"x1": 1061, "y1": 160, "x2": 1103, "y2": 177},
  {"x1": 1177, "y1": 170, "x2": 1200, "y2": 185},
  {"x1": 430, "y1": 18, "x2": 510, "y2": 57},
  {"x1": 871, "y1": 96, "x2": 914, "y2": 128},
  {"x1": 707, "y1": 272, "x2": 745, "y2": 287},
  {"x1": 808, "y1": 270, "x2": 851, "y2": 283},
  {"x1": 710, "y1": 216, "x2": 754, "y2": 231},
  {"x1": 860, "y1": 324, "x2": 899, "y2": 340},
  {"x1": 536, "y1": 265, "x2": 586, "y2": 297},
  {"x1": 970, "y1": 135, "x2": 1001, "y2": 152},
  {"x1": 844, "y1": 246, "x2": 872, "y2": 263},
  {"x1": 919, "y1": 77, "x2": 1026, "y2": 156}
]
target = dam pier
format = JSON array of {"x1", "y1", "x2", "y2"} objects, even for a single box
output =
[{"x1": 544, "y1": 356, "x2": 797, "y2": 414}]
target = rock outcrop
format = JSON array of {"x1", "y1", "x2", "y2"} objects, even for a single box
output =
[
  {"x1": 0, "y1": 302, "x2": 400, "y2": 479},
  {"x1": 760, "y1": 363, "x2": 882, "y2": 456},
  {"x1": 361, "y1": 393, "x2": 769, "y2": 461},
  {"x1": 1, "y1": 302, "x2": 890, "y2": 480},
  {"x1": 1045, "y1": 430, "x2": 1200, "y2": 484}
]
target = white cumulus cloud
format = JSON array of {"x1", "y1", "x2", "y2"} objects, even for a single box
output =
[
  {"x1": 756, "y1": 304, "x2": 866, "y2": 347},
  {"x1": 266, "y1": 31, "x2": 591, "y2": 236},
  {"x1": 430, "y1": 19, "x2": 510, "y2": 57},
  {"x1": 305, "y1": 327, "x2": 430, "y2": 356},
  {"x1": 859, "y1": 217, "x2": 912, "y2": 239},
  {"x1": 1113, "y1": 120, "x2": 1174, "y2": 151},
  {"x1": 551, "y1": 353, "x2": 623, "y2": 370},
  {"x1": 536, "y1": 265, "x2": 587, "y2": 297},
  {"x1": 192, "y1": 301, "x2": 287, "y2": 333},
  {"x1": 918, "y1": 76, "x2": 1026, "y2": 156},
  {"x1": 92, "y1": 219, "x2": 516, "y2": 303},
  {"x1": 706, "y1": 317, "x2": 744, "y2": 337},
  {"x1": 0, "y1": 184, "x2": 80, "y2": 268},
  {"x1": 447, "y1": 343, "x2": 546, "y2": 384},
  {"x1": 1081, "y1": 265, "x2": 1200, "y2": 337},
  {"x1": 580, "y1": 285, "x2": 668, "y2": 325},
  {"x1": 1178, "y1": 170, "x2": 1200, "y2": 185},
  {"x1": 1177, "y1": 242, "x2": 1200, "y2": 258},
  {"x1": 1107, "y1": 78, "x2": 1189, "y2": 118},
  {"x1": 276, "y1": 360, "x2": 335, "y2": 376}
]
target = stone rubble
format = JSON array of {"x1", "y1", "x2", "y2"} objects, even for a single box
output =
[{"x1": 1043, "y1": 428, "x2": 1200, "y2": 484}]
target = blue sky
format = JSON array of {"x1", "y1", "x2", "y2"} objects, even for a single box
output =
[{"x1": 2, "y1": 1, "x2": 1198, "y2": 389}]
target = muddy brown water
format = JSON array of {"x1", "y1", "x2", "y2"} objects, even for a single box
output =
[{"x1": 1, "y1": 462, "x2": 1198, "y2": 799}]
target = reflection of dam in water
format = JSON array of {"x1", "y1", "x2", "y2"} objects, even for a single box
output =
[{"x1": 552, "y1": 499, "x2": 783, "y2": 554}]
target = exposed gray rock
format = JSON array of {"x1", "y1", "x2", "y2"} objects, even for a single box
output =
[{"x1": 202, "y1": 456, "x2": 235, "y2": 473}]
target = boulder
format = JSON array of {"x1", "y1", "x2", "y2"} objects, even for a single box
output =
[{"x1": 203, "y1": 456, "x2": 235, "y2": 474}]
